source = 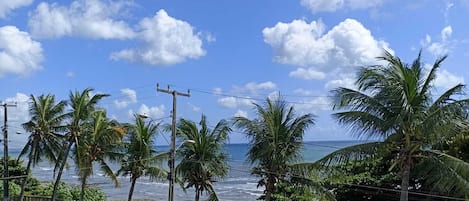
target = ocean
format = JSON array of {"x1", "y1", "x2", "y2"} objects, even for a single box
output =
[{"x1": 11, "y1": 141, "x2": 363, "y2": 201}]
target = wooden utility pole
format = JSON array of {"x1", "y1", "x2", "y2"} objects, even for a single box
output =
[
  {"x1": 2, "y1": 103, "x2": 16, "y2": 201},
  {"x1": 156, "y1": 84, "x2": 190, "y2": 201}
]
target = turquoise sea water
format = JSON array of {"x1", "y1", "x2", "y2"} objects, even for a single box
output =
[{"x1": 8, "y1": 141, "x2": 364, "y2": 201}]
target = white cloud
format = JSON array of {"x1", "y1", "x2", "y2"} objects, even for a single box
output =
[
  {"x1": 423, "y1": 64, "x2": 464, "y2": 89},
  {"x1": 215, "y1": 81, "x2": 277, "y2": 109},
  {"x1": 218, "y1": 96, "x2": 253, "y2": 108},
  {"x1": 66, "y1": 71, "x2": 75, "y2": 77},
  {"x1": 300, "y1": 0, "x2": 384, "y2": 13},
  {"x1": 289, "y1": 68, "x2": 326, "y2": 80},
  {"x1": 294, "y1": 96, "x2": 331, "y2": 113},
  {"x1": 114, "y1": 88, "x2": 137, "y2": 109},
  {"x1": 28, "y1": 0, "x2": 135, "y2": 39},
  {"x1": 422, "y1": 26, "x2": 453, "y2": 57},
  {"x1": 0, "y1": 26, "x2": 43, "y2": 76},
  {"x1": 111, "y1": 9, "x2": 205, "y2": 66},
  {"x1": 244, "y1": 81, "x2": 277, "y2": 93},
  {"x1": 325, "y1": 77, "x2": 356, "y2": 90},
  {"x1": 263, "y1": 18, "x2": 390, "y2": 90},
  {"x1": 187, "y1": 102, "x2": 201, "y2": 112},
  {"x1": 3, "y1": 93, "x2": 30, "y2": 124},
  {"x1": 293, "y1": 88, "x2": 315, "y2": 96},
  {"x1": 129, "y1": 104, "x2": 166, "y2": 119},
  {"x1": 0, "y1": 0, "x2": 33, "y2": 18},
  {"x1": 234, "y1": 110, "x2": 248, "y2": 118}
]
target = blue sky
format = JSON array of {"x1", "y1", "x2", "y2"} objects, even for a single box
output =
[{"x1": 1, "y1": 0, "x2": 469, "y2": 147}]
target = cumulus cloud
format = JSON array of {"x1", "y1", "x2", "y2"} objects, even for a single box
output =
[
  {"x1": 0, "y1": 26, "x2": 43, "y2": 76},
  {"x1": 110, "y1": 9, "x2": 205, "y2": 66},
  {"x1": 214, "y1": 81, "x2": 277, "y2": 109},
  {"x1": 300, "y1": 0, "x2": 384, "y2": 13},
  {"x1": 422, "y1": 26, "x2": 453, "y2": 57},
  {"x1": 217, "y1": 96, "x2": 253, "y2": 108},
  {"x1": 234, "y1": 110, "x2": 248, "y2": 118},
  {"x1": 114, "y1": 88, "x2": 137, "y2": 109},
  {"x1": 128, "y1": 104, "x2": 166, "y2": 119},
  {"x1": 325, "y1": 77, "x2": 356, "y2": 90},
  {"x1": 28, "y1": 0, "x2": 135, "y2": 39},
  {"x1": 263, "y1": 18, "x2": 390, "y2": 89},
  {"x1": 0, "y1": 0, "x2": 33, "y2": 18},
  {"x1": 289, "y1": 68, "x2": 326, "y2": 80},
  {"x1": 293, "y1": 96, "x2": 331, "y2": 113},
  {"x1": 423, "y1": 64, "x2": 464, "y2": 89},
  {"x1": 3, "y1": 93, "x2": 30, "y2": 124}
]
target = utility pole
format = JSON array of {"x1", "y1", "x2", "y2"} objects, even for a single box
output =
[
  {"x1": 156, "y1": 84, "x2": 190, "y2": 201},
  {"x1": 2, "y1": 103, "x2": 16, "y2": 201}
]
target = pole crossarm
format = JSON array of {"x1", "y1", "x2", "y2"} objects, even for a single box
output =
[{"x1": 156, "y1": 84, "x2": 190, "y2": 201}]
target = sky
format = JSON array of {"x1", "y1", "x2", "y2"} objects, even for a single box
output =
[{"x1": 1, "y1": 0, "x2": 469, "y2": 148}]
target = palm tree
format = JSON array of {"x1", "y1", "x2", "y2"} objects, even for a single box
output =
[
  {"x1": 117, "y1": 115, "x2": 167, "y2": 201},
  {"x1": 52, "y1": 88, "x2": 109, "y2": 201},
  {"x1": 323, "y1": 50, "x2": 469, "y2": 200},
  {"x1": 233, "y1": 96, "x2": 315, "y2": 201},
  {"x1": 74, "y1": 110, "x2": 124, "y2": 201},
  {"x1": 176, "y1": 115, "x2": 231, "y2": 201},
  {"x1": 19, "y1": 94, "x2": 66, "y2": 201}
]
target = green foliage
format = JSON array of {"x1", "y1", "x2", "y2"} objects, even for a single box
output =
[
  {"x1": 33, "y1": 182, "x2": 106, "y2": 201},
  {"x1": 70, "y1": 185, "x2": 106, "y2": 201},
  {"x1": 271, "y1": 182, "x2": 315, "y2": 201},
  {"x1": 234, "y1": 96, "x2": 315, "y2": 201},
  {"x1": 0, "y1": 182, "x2": 21, "y2": 197},
  {"x1": 176, "y1": 115, "x2": 230, "y2": 201},
  {"x1": 34, "y1": 182, "x2": 73, "y2": 201},
  {"x1": 328, "y1": 50, "x2": 469, "y2": 200},
  {"x1": 0, "y1": 157, "x2": 28, "y2": 179}
]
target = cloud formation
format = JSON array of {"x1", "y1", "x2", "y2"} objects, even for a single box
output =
[
  {"x1": 0, "y1": 26, "x2": 43, "y2": 76},
  {"x1": 215, "y1": 81, "x2": 277, "y2": 109},
  {"x1": 28, "y1": 0, "x2": 135, "y2": 39},
  {"x1": 114, "y1": 88, "x2": 137, "y2": 109},
  {"x1": 0, "y1": 0, "x2": 33, "y2": 18},
  {"x1": 111, "y1": 9, "x2": 205, "y2": 66},
  {"x1": 300, "y1": 0, "x2": 384, "y2": 13},
  {"x1": 422, "y1": 26, "x2": 453, "y2": 57},
  {"x1": 138, "y1": 104, "x2": 166, "y2": 119},
  {"x1": 263, "y1": 18, "x2": 391, "y2": 88}
]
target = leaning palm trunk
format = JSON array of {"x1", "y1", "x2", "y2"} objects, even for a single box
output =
[
  {"x1": 52, "y1": 140, "x2": 73, "y2": 201},
  {"x1": 19, "y1": 146, "x2": 35, "y2": 201},
  {"x1": 128, "y1": 176, "x2": 137, "y2": 201}
]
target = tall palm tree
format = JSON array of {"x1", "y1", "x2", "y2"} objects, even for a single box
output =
[
  {"x1": 176, "y1": 115, "x2": 231, "y2": 201},
  {"x1": 75, "y1": 110, "x2": 124, "y2": 201},
  {"x1": 323, "y1": 51, "x2": 469, "y2": 200},
  {"x1": 233, "y1": 96, "x2": 315, "y2": 201},
  {"x1": 117, "y1": 115, "x2": 167, "y2": 201},
  {"x1": 52, "y1": 88, "x2": 109, "y2": 201},
  {"x1": 19, "y1": 94, "x2": 66, "y2": 201}
]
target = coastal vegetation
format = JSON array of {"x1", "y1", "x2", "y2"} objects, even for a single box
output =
[
  {"x1": 233, "y1": 97, "x2": 316, "y2": 201},
  {"x1": 5, "y1": 50, "x2": 468, "y2": 201},
  {"x1": 116, "y1": 115, "x2": 167, "y2": 201},
  {"x1": 175, "y1": 115, "x2": 231, "y2": 201}
]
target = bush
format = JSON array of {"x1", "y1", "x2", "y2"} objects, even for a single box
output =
[
  {"x1": 70, "y1": 186, "x2": 106, "y2": 201},
  {"x1": 0, "y1": 182, "x2": 21, "y2": 197}
]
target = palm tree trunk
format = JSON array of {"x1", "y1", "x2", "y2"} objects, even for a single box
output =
[
  {"x1": 52, "y1": 140, "x2": 73, "y2": 201},
  {"x1": 195, "y1": 185, "x2": 200, "y2": 201},
  {"x1": 264, "y1": 175, "x2": 275, "y2": 201},
  {"x1": 19, "y1": 149, "x2": 34, "y2": 201},
  {"x1": 399, "y1": 160, "x2": 410, "y2": 201},
  {"x1": 80, "y1": 177, "x2": 87, "y2": 201},
  {"x1": 128, "y1": 176, "x2": 137, "y2": 201}
]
